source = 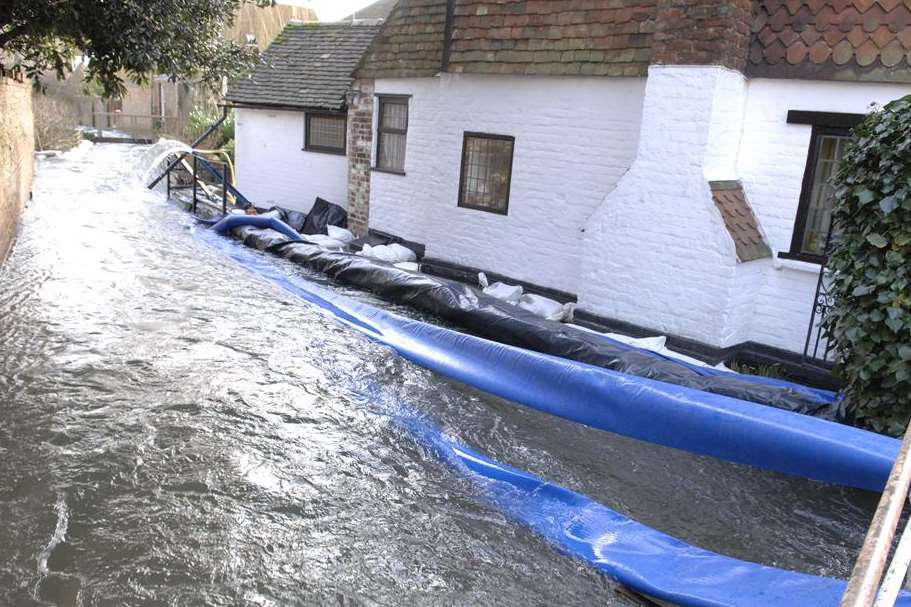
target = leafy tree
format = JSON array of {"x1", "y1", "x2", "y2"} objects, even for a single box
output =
[
  {"x1": 826, "y1": 95, "x2": 911, "y2": 435},
  {"x1": 0, "y1": 0, "x2": 274, "y2": 98}
]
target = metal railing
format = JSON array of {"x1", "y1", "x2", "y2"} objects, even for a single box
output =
[
  {"x1": 163, "y1": 152, "x2": 232, "y2": 216},
  {"x1": 841, "y1": 422, "x2": 911, "y2": 606}
]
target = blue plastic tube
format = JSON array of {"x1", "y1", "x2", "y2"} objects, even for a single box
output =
[
  {"x1": 381, "y1": 400, "x2": 911, "y2": 607},
  {"x1": 196, "y1": 223, "x2": 898, "y2": 492}
]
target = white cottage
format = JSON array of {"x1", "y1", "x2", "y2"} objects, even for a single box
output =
[
  {"x1": 226, "y1": 22, "x2": 383, "y2": 214},
  {"x1": 229, "y1": 0, "x2": 911, "y2": 376}
]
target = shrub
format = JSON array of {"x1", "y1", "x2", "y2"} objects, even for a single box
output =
[
  {"x1": 186, "y1": 106, "x2": 235, "y2": 150},
  {"x1": 32, "y1": 92, "x2": 81, "y2": 151},
  {"x1": 826, "y1": 95, "x2": 911, "y2": 435}
]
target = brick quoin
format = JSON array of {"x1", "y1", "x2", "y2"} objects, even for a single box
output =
[
  {"x1": 346, "y1": 79, "x2": 375, "y2": 236},
  {"x1": 652, "y1": 0, "x2": 752, "y2": 71}
]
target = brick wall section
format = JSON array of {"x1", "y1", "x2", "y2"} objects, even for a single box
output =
[
  {"x1": 346, "y1": 79, "x2": 375, "y2": 236},
  {"x1": 653, "y1": 0, "x2": 753, "y2": 71},
  {"x1": 448, "y1": 0, "x2": 657, "y2": 77},
  {"x1": 0, "y1": 77, "x2": 34, "y2": 264},
  {"x1": 356, "y1": 0, "x2": 448, "y2": 79}
]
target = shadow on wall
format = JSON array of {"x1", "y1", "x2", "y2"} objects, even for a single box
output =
[{"x1": 0, "y1": 77, "x2": 35, "y2": 264}]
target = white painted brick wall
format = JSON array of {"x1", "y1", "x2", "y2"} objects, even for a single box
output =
[
  {"x1": 369, "y1": 73, "x2": 646, "y2": 294},
  {"x1": 738, "y1": 78, "x2": 911, "y2": 352},
  {"x1": 235, "y1": 108, "x2": 349, "y2": 213},
  {"x1": 579, "y1": 66, "x2": 746, "y2": 347}
]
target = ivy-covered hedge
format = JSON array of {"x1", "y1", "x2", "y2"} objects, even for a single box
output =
[{"x1": 826, "y1": 95, "x2": 911, "y2": 436}]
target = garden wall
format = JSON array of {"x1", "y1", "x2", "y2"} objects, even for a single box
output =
[{"x1": 0, "y1": 77, "x2": 34, "y2": 264}]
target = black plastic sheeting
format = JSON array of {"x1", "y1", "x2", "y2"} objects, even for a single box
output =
[
  {"x1": 229, "y1": 225, "x2": 841, "y2": 421},
  {"x1": 301, "y1": 197, "x2": 348, "y2": 235}
]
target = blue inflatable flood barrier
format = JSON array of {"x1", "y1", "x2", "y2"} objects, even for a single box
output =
[
  {"x1": 188, "y1": 225, "x2": 909, "y2": 607},
  {"x1": 194, "y1": 221, "x2": 898, "y2": 492},
  {"x1": 382, "y1": 398, "x2": 911, "y2": 607},
  {"x1": 216, "y1": 216, "x2": 842, "y2": 421}
]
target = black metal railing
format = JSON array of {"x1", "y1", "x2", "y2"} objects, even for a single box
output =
[
  {"x1": 162, "y1": 152, "x2": 233, "y2": 215},
  {"x1": 803, "y1": 224, "x2": 838, "y2": 368}
]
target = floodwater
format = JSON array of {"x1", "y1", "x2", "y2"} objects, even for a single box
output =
[{"x1": 0, "y1": 143, "x2": 884, "y2": 606}]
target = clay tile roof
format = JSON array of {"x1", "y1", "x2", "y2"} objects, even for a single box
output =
[
  {"x1": 227, "y1": 23, "x2": 382, "y2": 111},
  {"x1": 750, "y1": 0, "x2": 911, "y2": 82},
  {"x1": 357, "y1": 0, "x2": 657, "y2": 80},
  {"x1": 709, "y1": 181, "x2": 772, "y2": 263}
]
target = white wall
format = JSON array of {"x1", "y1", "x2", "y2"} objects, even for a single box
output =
[
  {"x1": 370, "y1": 73, "x2": 647, "y2": 295},
  {"x1": 579, "y1": 66, "x2": 748, "y2": 348},
  {"x1": 235, "y1": 108, "x2": 349, "y2": 213},
  {"x1": 738, "y1": 78, "x2": 911, "y2": 352}
]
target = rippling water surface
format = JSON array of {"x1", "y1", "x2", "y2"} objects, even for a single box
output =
[{"x1": 0, "y1": 144, "x2": 882, "y2": 606}]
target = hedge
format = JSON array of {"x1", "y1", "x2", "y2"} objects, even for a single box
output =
[{"x1": 826, "y1": 95, "x2": 911, "y2": 436}]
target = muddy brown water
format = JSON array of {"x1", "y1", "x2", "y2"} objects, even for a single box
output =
[{"x1": 0, "y1": 143, "x2": 882, "y2": 606}]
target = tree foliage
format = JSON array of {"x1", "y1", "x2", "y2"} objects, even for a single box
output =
[
  {"x1": 826, "y1": 95, "x2": 911, "y2": 435},
  {"x1": 0, "y1": 0, "x2": 273, "y2": 98}
]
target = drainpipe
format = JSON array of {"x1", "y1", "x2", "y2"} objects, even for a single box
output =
[{"x1": 441, "y1": 0, "x2": 456, "y2": 73}]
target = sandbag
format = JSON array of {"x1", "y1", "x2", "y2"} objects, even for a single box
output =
[
  {"x1": 479, "y1": 272, "x2": 524, "y2": 305},
  {"x1": 327, "y1": 225, "x2": 356, "y2": 243}
]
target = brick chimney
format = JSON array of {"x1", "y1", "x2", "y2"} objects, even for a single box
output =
[
  {"x1": 579, "y1": 0, "x2": 770, "y2": 350},
  {"x1": 653, "y1": 0, "x2": 753, "y2": 72}
]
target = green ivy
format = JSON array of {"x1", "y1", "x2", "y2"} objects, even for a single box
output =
[{"x1": 826, "y1": 95, "x2": 911, "y2": 436}]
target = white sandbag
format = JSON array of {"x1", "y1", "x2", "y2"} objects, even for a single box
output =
[
  {"x1": 303, "y1": 234, "x2": 347, "y2": 250},
  {"x1": 394, "y1": 262, "x2": 421, "y2": 272},
  {"x1": 327, "y1": 225, "x2": 355, "y2": 243},
  {"x1": 360, "y1": 243, "x2": 417, "y2": 263},
  {"x1": 518, "y1": 294, "x2": 575, "y2": 322},
  {"x1": 478, "y1": 272, "x2": 524, "y2": 305},
  {"x1": 485, "y1": 282, "x2": 524, "y2": 305},
  {"x1": 388, "y1": 243, "x2": 417, "y2": 262},
  {"x1": 569, "y1": 325, "x2": 725, "y2": 370}
]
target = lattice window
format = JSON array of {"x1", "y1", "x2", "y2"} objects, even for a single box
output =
[
  {"x1": 305, "y1": 113, "x2": 347, "y2": 154},
  {"x1": 458, "y1": 133, "x2": 515, "y2": 215}
]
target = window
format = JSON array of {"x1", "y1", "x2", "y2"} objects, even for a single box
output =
[
  {"x1": 151, "y1": 81, "x2": 166, "y2": 118},
  {"x1": 305, "y1": 113, "x2": 347, "y2": 155},
  {"x1": 376, "y1": 96, "x2": 408, "y2": 173},
  {"x1": 786, "y1": 127, "x2": 851, "y2": 262},
  {"x1": 783, "y1": 110, "x2": 863, "y2": 263},
  {"x1": 458, "y1": 133, "x2": 515, "y2": 215}
]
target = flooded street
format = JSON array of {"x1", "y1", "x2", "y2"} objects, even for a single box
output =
[{"x1": 0, "y1": 143, "x2": 882, "y2": 606}]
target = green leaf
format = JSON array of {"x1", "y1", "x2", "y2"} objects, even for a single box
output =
[
  {"x1": 886, "y1": 318, "x2": 904, "y2": 333},
  {"x1": 879, "y1": 196, "x2": 899, "y2": 214},
  {"x1": 867, "y1": 233, "x2": 889, "y2": 248},
  {"x1": 899, "y1": 346, "x2": 911, "y2": 362},
  {"x1": 857, "y1": 188, "x2": 877, "y2": 204}
]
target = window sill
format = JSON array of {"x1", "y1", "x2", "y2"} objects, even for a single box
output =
[
  {"x1": 372, "y1": 167, "x2": 406, "y2": 176},
  {"x1": 302, "y1": 147, "x2": 347, "y2": 157},
  {"x1": 776, "y1": 252, "x2": 822, "y2": 274}
]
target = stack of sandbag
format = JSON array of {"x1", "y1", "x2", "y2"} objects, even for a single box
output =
[{"x1": 478, "y1": 273, "x2": 575, "y2": 322}]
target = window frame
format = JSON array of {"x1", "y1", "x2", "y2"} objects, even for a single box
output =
[
  {"x1": 780, "y1": 110, "x2": 864, "y2": 265},
  {"x1": 374, "y1": 95, "x2": 410, "y2": 175},
  {"x1": 780, "y1": 125, "x2": 852, "y2": 265},
  {"x1": 457, "y1": 132, "x2": 515, "y2": 216},
  {"x1": 304, "y1": 112, "x2": 347, "y2": 156}
]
